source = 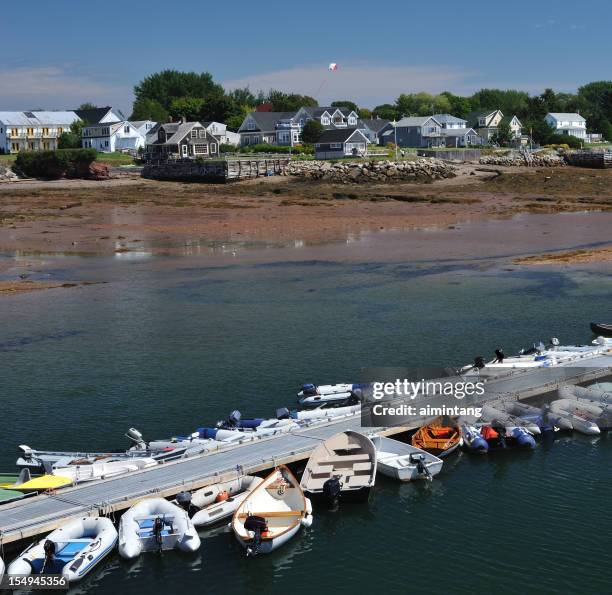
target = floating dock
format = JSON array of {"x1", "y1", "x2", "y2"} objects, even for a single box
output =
[{"x1": 0, "y1": 353, "x2": 610, "y2": 547}]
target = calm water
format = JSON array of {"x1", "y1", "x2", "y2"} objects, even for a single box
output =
[{"x1": 1, "y1": 220, "x2": 611, "y2": 594}]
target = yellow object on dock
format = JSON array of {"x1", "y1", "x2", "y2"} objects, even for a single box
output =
[{"x1": 0, "y1": 474, "x2": 72, "y2": 492}]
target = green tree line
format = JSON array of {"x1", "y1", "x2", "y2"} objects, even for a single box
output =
[{"x1": 129, "y1": 70, "x2": 612, "y2": 143}]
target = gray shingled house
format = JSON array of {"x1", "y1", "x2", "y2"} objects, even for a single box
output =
[
  {"x1": 314, "y1": 128, "x2": 369, "y2": 159},
  {"x1": 146, "y1": 121, "x2": 219, "y2": 159}
]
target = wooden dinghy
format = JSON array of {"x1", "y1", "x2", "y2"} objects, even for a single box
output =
[
  {"x1": 300, "y1": 430, "x2": 377, "y2": 503},
  {"x1": 411, "y1": 421, "x2": 462, "y2": 457},
  {"x1": 232, "y1": 465, "x2": 312, "y2": 556},
  {"x1": 373, "y1": 436, "x2": 443, "y2": 481}
]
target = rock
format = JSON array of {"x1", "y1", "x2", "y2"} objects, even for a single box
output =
[
  {"x1": 478, "y1": 151, "x2": 565, "y2": 167},
  {"x1": 88, "y1": 163, "x2": 110, "y2": 180},
  {"x1": 0, "y1": 163, "x2": 19, "y2": 181}
]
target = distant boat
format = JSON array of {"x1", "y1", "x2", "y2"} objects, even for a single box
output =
[
  {"x1": 8, "y1": 517, "x2": 117, "y2": 582},
  {"x1": 373, "y1": 436, "x2": 443, "y2": 481},
  {"x1": 232, "y1": 466, "x2": 312, "y2": 556},
  {"x1": 300, "y1": 430, "x2": 377, "y2": 503},
  {"x1": 411, "y1": 422, "x2": 461, "y2": 457},
  {"x1": 118, "y1": 498, "x2": 201, "y2": 559},
  {"x1": 590, "y1": 322, "x2": 612, "y2": 336},
  {"x1": 297, "y1": 383, "x2": 361, "y2": 407}
]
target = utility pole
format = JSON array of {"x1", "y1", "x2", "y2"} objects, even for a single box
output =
[{"x1": 393, "y1": 119, "x2": 398, "y2": 161}]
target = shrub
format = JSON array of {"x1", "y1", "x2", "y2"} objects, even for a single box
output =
[
  {"x1": 241, "y1": 143, "x2": 314, "y2": 155},
  {"x1": 15, "y1": 149, "x2": 97, "y2": 179},
  {"x1": 547, "y1": 134, "x2": 582, "y2": 149}
]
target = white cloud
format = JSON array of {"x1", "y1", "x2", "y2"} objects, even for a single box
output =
[
  {"x1": 0, "y1": 66, "x2": 132, "y2": 111},
  {"x1": 222, "y1": 62, "x2": 480, "y2": 107}
]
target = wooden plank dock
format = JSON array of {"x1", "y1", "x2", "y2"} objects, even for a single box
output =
[
  {"x1": 142, "y1": 157, "x2": 291, "y2": 182},
  {"x1": 0, "y1": 353, "x2": 610, "y2": 547}
]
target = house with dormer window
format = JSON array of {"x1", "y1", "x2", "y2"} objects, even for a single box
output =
[
  {"x1": 544, "y1": 113, "x2": 587, "y2": 139},
  {"x1": 145, "y1": 121, "x2": 219, "y2": 159}
]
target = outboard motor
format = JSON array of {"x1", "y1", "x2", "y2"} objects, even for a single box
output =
[
  {"x1": 125, "y1": 428, "x2": 146, "y2": 449},
  {"x1": 322, "y1": 477, "x2": 342, "y2": 506},
  {"x1": 40, "y1": 540, "x2": 56, "y2": 574},
  {"x1": 550, "y1": 337, "x2": 560, "y2": 347},
  {"x1": 244, "y1": 515, "x2": 268, "y2": 557},
  {"x1": 153, "y1": 517, "x2": 165, "y2": 552},
  {"x1": 410, "y1": 454, "x2": 432, "y2": 481},
  {"x1": 494, "y1": 348, "x2": 505, "y2": 363},
  {"x1": 493, "y1": 424, "x2": 507, "y2": 449},
  {"x1": 301, "y1": 384, "x2": 317, "y2": 396},
  {"x1": 474, "y1": 356, "x2": 485, "y2": 369},
  {"x1": 176, "y1": 491, "x2": 195, "y2": 517},
  {"x1": 276, "y1": 407, "x2": 291, "y2": 420},
  {"x1": 347, "y1": 390, "x2": 361, "y2": 405}
]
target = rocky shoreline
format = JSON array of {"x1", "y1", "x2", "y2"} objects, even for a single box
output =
[
  {"x1": 479, "y1": 152, "x2": 565, "y2": 167},
  {"x1": 284, "y1": 158, "x2": 457, "y2": 183}
]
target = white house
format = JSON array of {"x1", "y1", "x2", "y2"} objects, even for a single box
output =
[
  {"x1": 0, "y1": 111, "x2": 80, "y2": 153},
  {"x1": 82, "y1": 120, "x2": 156, "y2": 152},
  {"x1": 544, "y1": 112, "x2": 587, "y2": 139},
  {"x1": 202, "y1": 121, "x2": 240, "y2": 146}
]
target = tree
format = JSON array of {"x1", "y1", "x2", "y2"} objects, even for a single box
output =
[
  {"x1": 169, "y1": 96, "x2": 204, "y2": 121},
  {"x1": 78, "y1": 102, "x2": 99, "y2": 110},
  {"x1": 301, "y1": 120, "x2": 324, "y2": 143},
  {"x1": 491, "y1": 120, "x2": 512, "y2": 146},
  {"x1": 133, "y1": 70, "x2": 224, "y2": 111},
  {"x1": 358, "y1": 107, "x2": 372, "y2": 119},
  {"x1": 130, "y1": 97, "x2": 169, "y2": 122},
  {"x1": 331, "y1": 100, "x2": 358, "y2": 112},
  {"x1": 228, "y1": 87, "x2": 258, "y2": 107},
  {"x1": 395, "y1": 92, "x2": 451, "y2": 117},
  {"x1": 599, "y1": 119, "x2": 612, "y2": 142},
  {"x1": 440, "y1": 92, "x2": 472, "y2": 118},
  {"x1": 58, "y1": 120, "x2": 84, "y2": 149},
  {"x1": 372, "y1": 103, "x2": 398, "y2": 120},
  {"x1": 267, "y1": 90, "x2": 318, "y2": 111}
]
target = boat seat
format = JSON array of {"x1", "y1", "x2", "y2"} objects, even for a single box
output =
[
  {"x1": 56, "y1": 540, "x2": 91, "y2": 561},
  {"x1": 324, "y1": 454, "x2": 371, "y2": 465},
  {"x1": 237, "y1": 511, "x2": 302, "y2": 519},
  {"x1": 352, "y1": 462, "x2": 372, "y2": 473},
  {"x1": 346, "y1": 475, "x2": 371, "y2": 487}
]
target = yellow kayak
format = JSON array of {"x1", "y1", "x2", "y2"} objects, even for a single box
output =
[{"x1": 0, "y1": 474, "x2": 72, "y2": 492}]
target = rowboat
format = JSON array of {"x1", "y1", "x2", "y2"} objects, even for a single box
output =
[
  {"x1": 372, "y1": 436, "x2": 443, "y2": 481},
  {"x1": 176, "y1": 475, "x2": 264, "y2": 527},
  {"x1": 411, "y1": 423, "x2": 462, "y2": 457},
  {"x1": 8, "y1": 517, "x2": 117, "y2": 583},
  {"x1": 232, "y1": 466, "x2": 313, "y2": 556},
  {"x1": 300, "y1": 430, "x2": 377, "y2": 503},
  {"x1": 590, "y1": 322, "x2": 612, "y2": 336},
  {"x1": 118, "y1": 498, "x2": 201, "y2": 559}
]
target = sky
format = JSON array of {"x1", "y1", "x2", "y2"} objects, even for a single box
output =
[{"x1": 1, "y1": 0, "x2": 610, "y2": 114}]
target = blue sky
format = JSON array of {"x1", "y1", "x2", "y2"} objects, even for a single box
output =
[{"x1": 1, "y1": 0, "x2": 609, "y2": 113}]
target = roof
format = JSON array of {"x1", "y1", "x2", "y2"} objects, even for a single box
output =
[
  {"x1": 433, "y1": 113, "x2": 467, "y2": 125},
  {"x1": 242, "y1": 111, "x2": 296, "y2": 132},
  {"x1": 316, "y1": 127, "x2": 366, "y2": 143},
  {"x1": 358, "y1": 118, "x2": 391, "y2": 133},
  {"x1": 395, "y1": 116, "x2": 440, "y2": 127},
  {"x1": 74, "y1": 106, "x2": 113, "y2": 125},
  {"x1": 442, "y1": 127, "x2": 478, "y2": 137},
  {"x1": 0, "y1": 111, "x2": 80, "y2": 126},
  {"x1": 501, "y1": 115, "x2": 522, "y2": 126},
  {"x1": 465, "y1": 110, "x2": 501, "y2": 127},
  {"x1": 546, "y1": 112, "x2": 586, "y2": 122}
]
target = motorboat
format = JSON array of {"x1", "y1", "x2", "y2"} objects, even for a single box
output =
[
  {"x1": 118, "y1": 498, "x2": 201, "y2": 559},
  {"x1": 411, "y1": 422, "x2": 462, "y2": 457},
  {"x1": 373, "y1": 436, "x2": 443, "y2": 480},
  {"x1": 461, "y1": 424, "x2": 489, "y2": 453},
  {"x1": 297, "y1": 383, "x2": 362, "y2": 407},
  {"x1": 8, "y1": 517, "x2": 117, "y2": 583},
  {"x1": 175, "y1": 475, "x2": 263, "y2": 527},
  {"x1": 232, "y1": 466, "x2": 312, "y2": 556},
  {"x1": 52, "y1": 458, "x2": 157, "y2": 483},
  {"x1": 300, "y1": 431, "x2": 377, "y2": 503},
  {"x1": 590, "y1": 322, "x2": 612, "y2": 336}
]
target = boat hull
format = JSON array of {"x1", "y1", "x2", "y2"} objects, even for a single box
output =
[{"x1": 590, "y1": 322, "x2": 612, "y2": 336}]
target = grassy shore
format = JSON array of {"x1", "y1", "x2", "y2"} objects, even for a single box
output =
[{"x1": 0, "y1": 152, "x2": 135, "y2": 166}]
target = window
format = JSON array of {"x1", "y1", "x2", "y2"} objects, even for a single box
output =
[
  {"x1": 194, "y1": 144, "x2": 209, "y2": 154},
  {"x1": 191, "y1": 129, "x2": 198, "y2": 138},
  {"x1": 210, "y1": 143, "x2": 217, "y2": 153},
  {"x1": 11, "y1": 128, "x2": 18, "y2": 137},
  {"x1": 124, "y1": 125, "x2": 130, "y2": 133},
  {"x1": 102, "y1": 127, "x2": 110, "y2": 135},
  {"x1": 11, "y1": 143, "x2": 19, "y2": 152},
  {"x1": 58, "y1": 127, "x2": 63, "y2": 135},
  {"x1": 27, "y1": 128, "x2": 34, "y2": 136},
  {"x1": 104, "y1": 140, "x2": 109, "y2": 147},
  {"x1": 322, "y1": 117, "x2": 330, "y2": 125},
  {"x1": 330, "y1": 143, "x2": 342, "y2": 149},
  {"x1": 199, "y1": 129, "x2": 206, "y2": 138},
  {"x1": 247, "y1": 120, "x2": 256, "y2": 130},
  {"x1": 43, "y1": 142, "x2": 50, "y2": 150},
  {"x1": 43, "y1": 128, "x2": 49, "y2": 136}
]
